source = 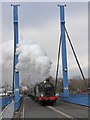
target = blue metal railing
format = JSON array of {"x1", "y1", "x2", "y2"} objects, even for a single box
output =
[
  {"x1": 0, "y1": 95, "x2": 13, "y2": 108},
  {"x1": 60, "y1": 93, "x2": 90, "y2": 106},
  {"x1": 0, "y1": 95, "x2": 23, "y2": 112}
]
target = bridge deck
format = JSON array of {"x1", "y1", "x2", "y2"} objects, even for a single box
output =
[{"x1": 21, "y1": 96, "x2": 88, "y2": 118}]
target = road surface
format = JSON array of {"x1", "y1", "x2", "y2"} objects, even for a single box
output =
[{"x1": 22, "y1": 96, "x2": 88, "y2": 119}]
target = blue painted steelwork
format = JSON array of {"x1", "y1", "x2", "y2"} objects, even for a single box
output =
[
  {"x1": 11, "y1": 4, "x2": 20, "y2": 111},
  {"x1": 60, "y1": 94, "x2": 90, "y2": 106},
  {"x1": 0, "y1": 96, "x2": 13, "y2": 108},
  {"x1": 14, "y1": 95, "x2": 23, "y2": 111},
  {"x1": 58, "y1": 5, "x2": 69, "y2": 97},
  {"x1": 58, "y1": 5, "x2": 89, "y2": 107}
]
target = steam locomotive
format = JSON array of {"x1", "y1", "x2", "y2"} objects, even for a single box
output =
[{"x1": 28, "y1": 78, "x2": 59, "y2": 106}]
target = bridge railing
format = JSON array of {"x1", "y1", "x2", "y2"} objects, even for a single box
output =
[
  {"x1": 59, "y1": 93, "x2": 90, "y2": 106},
  {"x1": 0, "y1": 95, "x2": 13, "y2": 108},
  {"x1": 0, "y1": 95, "x2": 23, "y2": 119},
  {"x1": 0, "y1": 95, "x2": 23, "y2": 111},
  {"x1": 0, "y1": 101, "x2": 14, "y2": 119}
]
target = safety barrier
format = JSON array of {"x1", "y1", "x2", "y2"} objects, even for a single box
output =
[
  {"x1": 0, "y1": 95, "x2": 23, "y2": 112},
  {"x1": 60, "y1": 94, "x2": 90, "y2": 106},
  {"x1": 14, "y1": 95, "x2": 23, "y2": 111},
  {"x1": 0, "y1": 95, "x2": 13, "y2": 108},
  {"x1": 0, "y1": 101, "x2": 14, "y2": 119}
]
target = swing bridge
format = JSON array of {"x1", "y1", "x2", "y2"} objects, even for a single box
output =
[{"x1": 0, "y1": 4, "x2": 89, "y2": 119}]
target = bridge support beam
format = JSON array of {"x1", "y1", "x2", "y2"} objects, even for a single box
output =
[
  {"x1": 11, "y1": 4, "x2": 20, "y2": 111},
  {"x1": 58, "y1": 5, "x2": 69, "y2": 97}
]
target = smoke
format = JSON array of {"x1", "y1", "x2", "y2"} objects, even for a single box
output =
[{"x1": 0, "y1": 38, "x2": 52, "y2": 88}]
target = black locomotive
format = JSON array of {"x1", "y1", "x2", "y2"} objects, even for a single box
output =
[{"x1": 28, "y1": 78, "x2": 59, "y2": 106}]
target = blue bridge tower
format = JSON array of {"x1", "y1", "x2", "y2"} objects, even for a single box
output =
[
  {"x1": 11, "y1": 4, "x2": 20, "y2": 111},
  {"x1": 58, "y1": 5, "x2": 69, "y2": 97}
]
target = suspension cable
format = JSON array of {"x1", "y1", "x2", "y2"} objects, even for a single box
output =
[
  {"x1": 63, "y1": 24, "x2": 88, "y2": 91},
  {"x1": 55, "y1": 35, "x2": 62, "y2": 93}
]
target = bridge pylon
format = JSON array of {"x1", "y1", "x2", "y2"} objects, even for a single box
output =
[
  {"x1": 58, "y1": 5, "x2": 69, "y2": 97},
  {"x1": 11, "y1": 4, "x2": 20, "y2": 111}
]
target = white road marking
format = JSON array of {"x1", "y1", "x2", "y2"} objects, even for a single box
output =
[
  {"x1": 23, "y1": 99, "x2": 24, "y2": 118},
  {"x1": 56, "y1": 107, "x2": 82, "y2": 118},
  {"x1": 47, "y1": 106, "x2": 73, "y2": 118}
]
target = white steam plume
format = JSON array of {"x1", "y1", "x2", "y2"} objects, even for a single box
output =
[{"x1": 0, "y1": 38, "x2": 52, "y2": 88}]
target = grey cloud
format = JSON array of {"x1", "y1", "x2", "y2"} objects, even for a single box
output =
[
  {"x1": 2, "y1": 2, "x2": 88, "y2": 29},
  {"x1": 1, "y1": 2, "x2": 88, "y2": 78}
]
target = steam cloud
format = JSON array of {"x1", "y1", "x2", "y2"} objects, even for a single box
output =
[{"x1": 0, "y1": 38, "x2": 52, "y2": 88}]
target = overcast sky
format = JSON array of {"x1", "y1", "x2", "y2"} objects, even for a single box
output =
[{"x1": 1, "y1": 2, "x2": 88, "y2": 79}]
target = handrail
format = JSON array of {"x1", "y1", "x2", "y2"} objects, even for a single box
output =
[{"x1": 0, "y1": 95, "x2": 13, "y2": 108}]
